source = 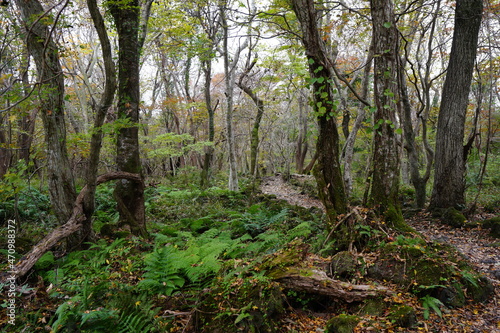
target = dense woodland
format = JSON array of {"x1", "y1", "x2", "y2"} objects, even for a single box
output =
[{"x1": 0, "y1": 0, "x2": 499, "y2": 332}]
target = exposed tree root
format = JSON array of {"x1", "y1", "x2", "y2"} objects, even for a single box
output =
[{"x1": 1, "y1": 172, "x2": 143, "y2": 283}]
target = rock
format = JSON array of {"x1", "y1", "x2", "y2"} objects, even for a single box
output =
[
  {"x1": 387, "y1": 305, "x2": 417, "y2": 328},
  {"x1": 441, "y1": 207, "x2": 466, "y2": 228},
  {"x1": 481, "y1": 217, "x2": 500, "y2": 238},
  {"x1": 329, "y1": 251, "x2": 357, "y2": 278},
  {"x1": 357, "y1": 298, "x2": 388, "y2": 316},
  {"x1": 325, "y1": 314, "x2": 360, "y2": 333}
]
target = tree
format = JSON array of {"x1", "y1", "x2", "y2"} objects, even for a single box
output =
[
  {"x1": 429, "y1": 0, "x2": 483, "y2": 210},
  {"x1": 14, "y1": 0, "x2": 77, "y2": 226},
  {"x1": 80, "y1": 0, "x2": 117, "y2": 242},
  {"x1": 289, "y1": 0, "x2": 347, "y2": 221},
  {"x1": 193, "y1": 1, "x2": 222, "y2": 187},
  {"x1": 219, "y1": 0, "x2": 247, "y2": 191},
  {"x1": 398, "y1": 0, "x2": 441, "y2": 209},
  {"x1": 368, "y1": 0, "x2": 404, "y2": 224},
  {"x1": 109, "y1": 0, "x2": 152, "y2": 237},
  {"x1": 237, "y1": 54, "x2": 265, "y2": 177}
]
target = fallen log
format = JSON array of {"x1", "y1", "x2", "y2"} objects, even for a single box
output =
[
  {"x1": 1, "y1": 172, "x2": 143, "y2": 283},
  {"x1": 274, "y1": 267, "x2": 392, "y2": 302}
]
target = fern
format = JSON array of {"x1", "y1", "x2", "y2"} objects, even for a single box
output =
[
  {"x1": 139, "y1": 246, "x2": 186, "y2": 295},
  {"x1": 114, "y1": 293, "x2": 159, "y2": 333},
  {"x1": 286, "y1": 221, "x2": 312, "y2": 242},
  {"x1": 421, "y1": 295, "x2": 444, "y2": 319},
  {"x1": 118, "y1": 311, "x2": 156, "y2": 333},
  {"x1": 35, "y1": 251, "x2": 55, "y2": 270}
]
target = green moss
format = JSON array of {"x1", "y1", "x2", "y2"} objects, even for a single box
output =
[
  {"x1": 35, "y1": 251, "x2": 55, "y2": 270},
  {"x1": 330, "y1": 251, "x2": 357, "y2": 278},
  {"x1": 481, "y1": 217, "x2": 500, "y2": 238},
  {"x1": 384, "y1": 204, "x2": 414, "y2": 232},
  {"x1": 411, "y1": 259, "x2": 453, "y2": 286},
  {"x1": 199, "y1": 278, "x2": 284, "y2": 332},
  {"x1": 441, "y1": 207, "x2": 466, "y2": 228},
  {"x1": 262, "y1": 240, "x2": 310, "y2": 279},
  {"x1": 325, "y1": 314, "x2": 360, "y2": 333},
  {"x1": 462, "y1": 274, "x2": 494, "y2": 303},
  {"x1": 387, "y1": 305, "x2": 416, "y2": 328},
  {"x1": 357, "y1": 298, "x2": 388, "y2": 316}
]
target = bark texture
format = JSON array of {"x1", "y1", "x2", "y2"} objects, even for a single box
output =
[
  {"x1": 430, "y1": 0, "x2": 483, "y2": 210},
  {"x1": 275, "y1": 268, "x2": 392, "y2": 303},
  {"x1": 109, "y1": 0, "x2": 147, "y2": 237},
  {"x1": 290, "y1": 0, "x2": 347, "y2": 221},
  {"x1": 80, "y1": 0, "x2": 117, "y2": 243},
  {"x1": 369, "y1": 0, "x2": 403, "y2": 221},
  {"x1": 15, "y1": 0, "x2": 77, "y2": 225}
]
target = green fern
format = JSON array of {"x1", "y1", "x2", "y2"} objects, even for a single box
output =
[
  {"x1": 286, "y1": 222, "x2": 312, "y2": 242},
  {"x1": 139, "y1": 246, "x2": 186, "y2": 295},
  {"x1": 35, "y1": 251, "x2": 55, "y2": 270},
  {"x1": 421, "y1": 295, "x2": 444, "y2": 319},
  {"x1": 115, "y1": 293, "x2": 159, "y2": 333}
]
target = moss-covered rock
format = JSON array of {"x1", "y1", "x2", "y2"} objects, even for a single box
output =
[
  {"x1": 434, "y1": 284, "x2": 465, "y2": 308},
  {"x1": 441, "y1": 207, "x2": 466, "y2": 228},
  {"x1": 367, "y1": 258, "x2": 406, "y2": 284},
  {"x1": 410, "y1": 259, "x2": 454, "y2": 286},
  {"x1": 325, "y1": 314, "x2": 360, "y2": 333},
  {"x1": 330, "y1": 251, "x2": 357, "y2": 278},
  {"x1": 481, "y1": 216, "x2": 500, "y2": 238},
  {"x1": 263, "y1": 240, "x2": 310, "y2": 279},
  {"x1": 387, "y1": 305, "x2": 417, "y2": 328},
  {"x1": 198, "y1": 279, "x2": 284, "y2": 332},
  {"x1": 357, "y1": 298, "x2": 388, "y2": 316},
  {"x1": 462, "y1": 274, "x2": 494, "y2": 303}
]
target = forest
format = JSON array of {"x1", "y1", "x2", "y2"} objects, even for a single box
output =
[{"x1": 0, "y1": 0, "x2": 499, "y2": 331}]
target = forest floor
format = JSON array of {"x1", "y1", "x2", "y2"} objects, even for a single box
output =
[{"x1": 260, "y1": 174, "x2": 500, "y2": 332}]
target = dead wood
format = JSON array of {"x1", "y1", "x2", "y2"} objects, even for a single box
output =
[
  {"x1": 1, "y1": 172, "x2": 143, "y2": 283},
  {"x1": 275, "y1": 268, "x2": 392, "y2": 303}
]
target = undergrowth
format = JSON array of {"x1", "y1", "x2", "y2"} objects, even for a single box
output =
[{"x1": 3, "y1": 179, "x2": 322, "y2": 332}]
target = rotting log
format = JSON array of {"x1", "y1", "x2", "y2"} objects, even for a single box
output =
[
  {"x1": 1, "y1": 172, "x2": 143, "y2": 283},
  {"x1": 274, "y1": 268, "x2": 392, "y2": 303}
]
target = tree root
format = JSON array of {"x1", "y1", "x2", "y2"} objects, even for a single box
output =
[{"x1": 1, "y1": 172, "x2": 143, "y2": 283}]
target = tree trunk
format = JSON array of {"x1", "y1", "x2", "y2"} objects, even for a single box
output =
[
  {"x1": 342, "y1": 44, "x2": 373, "y2": 198},
  {"x1": 429, "y1": 0, "x2": 483, "y2": 210},
  {"x1": 290, "y1": 0, "x2": 347, "y2": 222},
  {"x1": 220, "y1": 5, "x2": 247, "y2": 191},
  {"x1": 369, "y1": 0, "x2": 403, "y2": 224},
  {"x1": 15, "y1": 0, "x2": 77, "y2": 225},
  {"x1": 200, "y1": 60, "x2": 216, "y2": 188},
  {"x1": 237, "y1": 58, "x2": 265, "y2": 177},
  {"x1": 78, "y1": 0, "x2": 117, "y2": 244},
  {"x1": 109, "y1": 0, "x2": 148, "y2": 237},
  {"x1": 274, "y1": 268, "x2": 392, "y2": 303},
  {"x1": 295, "y1": 92, "x2": 308, "y2": 174}
]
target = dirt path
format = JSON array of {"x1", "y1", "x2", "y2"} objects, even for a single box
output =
[
  {"x1": 260, "y1": 174, "x2": 324, "y2": 210},
  {"x1": 261, "y1": 175, "x2": 500, "y2": 331}
]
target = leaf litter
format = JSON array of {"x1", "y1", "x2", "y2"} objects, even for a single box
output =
[{"x1": 261, "y1": 175, "x2": 500, "y2": 332}]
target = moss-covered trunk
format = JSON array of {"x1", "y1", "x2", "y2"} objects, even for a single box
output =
[
  {"x1": 369, "y1": 0, "x2": 404, "y2": 225},
  {"x1": 290, "y1": 0, "x2": 347, "y2": 222},
  {"x1": 15, "y1": 0, "x2": 77, "y2": 226},
  {"x1": 109, "y1": 0, "x2": 148, "y2": 237}
]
